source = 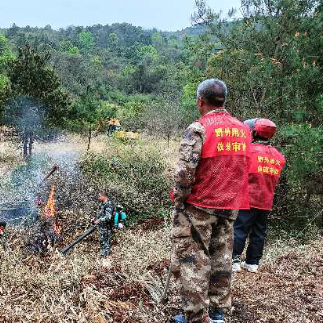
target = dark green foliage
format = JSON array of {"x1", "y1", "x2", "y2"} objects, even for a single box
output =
[
  {"x1": 0, "y1": 33, "x2": 13, "y2": 115},
  {"x1": 192, "y1": 0, "x2": 323, "y2": 229},
  {"x1": 4, "y1": 23, "x2": 185, "y2": 97},
  {"x1": 1, "y1": 23, "x2": 190, "y2": 138},
  {"x1": 1, "y1": 3, "x2": 322, "y2": 230},
  {"x1": 67, "y1": 89, "x2": 101, "y2": 132},
  {"x1": 6, "y1": 45, "x2": 70, "y2": 126},
  {"x1": 2, "y1": 45, "x2": 70, "y2": 157}
]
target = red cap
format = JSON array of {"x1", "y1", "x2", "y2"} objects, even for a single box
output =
[{"x1": 255, "y1": 119, "x2": 277, "y2": 139}]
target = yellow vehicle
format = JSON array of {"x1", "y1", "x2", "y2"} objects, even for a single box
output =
[
  {"x1": 115, "y1": 131, "x2": 140, "y2": 140},
  {"x1": 96, "y1": 118, "x2": 140, "y2": 140}
]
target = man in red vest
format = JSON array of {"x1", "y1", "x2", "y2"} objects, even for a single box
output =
[
  {"x1": 232, "y1": 119, "x2": 285, "y2": 273},
  {"x1": 172, "y1": 79, "x2": 251, "y2": 323}
]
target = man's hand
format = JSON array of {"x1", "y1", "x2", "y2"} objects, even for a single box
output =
[{"x1": 93, "y1": 220, "x2": 99, "y2": 225}]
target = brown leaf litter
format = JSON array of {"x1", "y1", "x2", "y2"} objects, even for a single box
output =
[{"x1": 0, "y1": 215, "x2": 322, "y2": 323}]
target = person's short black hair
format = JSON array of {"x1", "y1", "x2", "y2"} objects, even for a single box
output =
[
  {"x1": 0, "y1": 221, "x2": 7, "y2": 228},
  {"x1": 197, "y1": 79, "x2": 228, "y2": 107},
  {"x1": 99, "y1": 191, "x2": 108, "y2": 197}
]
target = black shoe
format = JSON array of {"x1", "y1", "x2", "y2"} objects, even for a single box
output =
[{"x1": 209, "y1": 309, "x2": 225, "y2": 323}]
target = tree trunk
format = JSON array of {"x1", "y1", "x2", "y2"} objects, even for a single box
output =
[
  {"x1": 87, "y1": 126, "x2": 92, "y2": 152},
  {"x1": 28, "y1": 132, "x2": 34, "y2": 156},
  {"x1": 23, "y1": 131, "x2": 28, "y2": 159}
]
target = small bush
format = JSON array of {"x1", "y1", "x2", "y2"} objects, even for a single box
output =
[{"x1": 80, "y1": 138, "x2": 173, "y2": 221}]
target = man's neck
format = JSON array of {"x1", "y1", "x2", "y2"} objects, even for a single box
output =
[
  {"x1": 204, "y1": 107, "x2": 226, "y2": 116},
  {"x1": 253, "y1": 139, "x2": 270, "y2": 145}
]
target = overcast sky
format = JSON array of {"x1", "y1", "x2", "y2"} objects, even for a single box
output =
[{"x1": 0, "y1": 0, "x2": 241, "y2": 31}]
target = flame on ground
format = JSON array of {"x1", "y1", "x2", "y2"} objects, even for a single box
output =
[{"x1": 43, "y1": 184, "x2": 61, "y2": 235}]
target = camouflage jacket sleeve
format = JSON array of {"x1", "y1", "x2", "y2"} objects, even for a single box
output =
[
  {"x1": 174, "y1": 121, "x2": 205, "y2": 210},
  {"x1": 97, "y1": 202, "x2": 113, "y2": 224}
]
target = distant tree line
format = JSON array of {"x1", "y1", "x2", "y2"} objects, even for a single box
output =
[{"x1": 0, "y1": 1, "x2": 322, "y2": 230}]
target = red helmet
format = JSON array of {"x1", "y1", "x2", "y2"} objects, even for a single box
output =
[{"x1": 244, "y1": 118, "x2": 277, "y2": 139}]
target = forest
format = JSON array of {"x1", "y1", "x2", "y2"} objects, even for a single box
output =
[
  {"x1": 0, "y1": 0, "x2": 322, "y2": 322},
  {"x1": 1, "y1": 0, "x2": 322, "y2": 229}
]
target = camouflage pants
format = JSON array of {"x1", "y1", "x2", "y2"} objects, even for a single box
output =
[
  {"x1": 99, "y1": 226, "x2": 111, "y2": 256},
  {"x1": 171, "y1": 205, "x2": 234, "y2": 323},
  {"x1": 0, "y1": 235, "x2": 9, "y2": 251}
]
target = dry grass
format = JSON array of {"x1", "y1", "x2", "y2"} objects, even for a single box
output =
[
  {"x1": 0, "y1": 216, "x2": 322, "y2": 323},
  {"x1": 0, "y1": 140, "x2": 22, "y2": 175},
  {"x1": 1, "y1": 135, "x2": 322, "y2": 322},
  {"x1": 232, "y1": 238, "x2": 323, "y2": 323},
  {"x1": 0, "y1": 133, "x2": 179, "y2": 176},
  {"x1": 0, "y1": 131, "x2": 177, "y2": 322},
  {"x1": 0, "y1": 214, "x2": 173, "y2": 323}
]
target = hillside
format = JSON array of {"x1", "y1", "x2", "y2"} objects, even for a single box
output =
[
  {"x1": 165, "y1": 25, "x2": 207, "y2": 38},
  {"x1": 1, "y1": 135, "x2": 322, "y2": 323},
  {"x1": 0, "y1": 1, "x2": 323, "y2": 322}
]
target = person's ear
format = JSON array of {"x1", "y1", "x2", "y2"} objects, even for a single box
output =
[{"x1": 197, "y1": 96, "x2": 203, "y2": 108}]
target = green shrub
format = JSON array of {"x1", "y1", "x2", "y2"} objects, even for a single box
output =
[
  {"x1": 269, "y1": 124, "x2": 323, "y2": 230},
  {"x1": 80, "y1": 138, "x2": 172, "y2": 221}
]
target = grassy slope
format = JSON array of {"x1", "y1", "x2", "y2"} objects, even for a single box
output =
[{"x1": 0, "y1": 135, "x2": 322, "y2": 322}]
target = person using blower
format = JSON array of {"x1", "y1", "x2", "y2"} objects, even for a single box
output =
[{"x1": 91, "y1": 191, "x2": 114, "y2": 258}]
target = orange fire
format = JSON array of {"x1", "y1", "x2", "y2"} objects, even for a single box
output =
[{"x1": 43, "y1": 184, "x2": 61, "y2": 235}]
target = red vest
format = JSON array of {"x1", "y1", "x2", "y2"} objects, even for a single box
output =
[
  {"x1": 187, "y1": 111, "x2": 251, "y2": 210},
  {"x1": 248, "y1": 143, "x2": 285, "y2": 210}
]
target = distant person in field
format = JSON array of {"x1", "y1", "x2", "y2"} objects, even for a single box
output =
[
  {"x1": 91, "y1": 191, "x2": 114, "y2": 258},
  {"x1": 232, "y1": 119, "x2": 286, "y2": 273},
  {"x1": 171, "y1": 79, "x2": 251, "y2": 323}
]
